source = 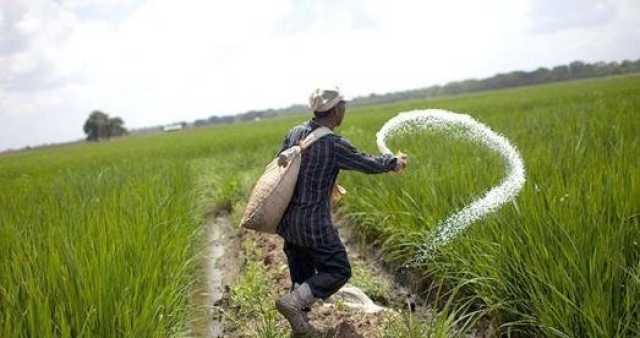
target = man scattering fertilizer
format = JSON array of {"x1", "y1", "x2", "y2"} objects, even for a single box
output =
[{"x1": 275, "y1": 88, "x2": 408, "y2": 337}]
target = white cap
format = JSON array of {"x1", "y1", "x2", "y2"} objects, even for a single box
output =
[{"x1": 309, "y1": 87, "x2": 344, "y2": 113}]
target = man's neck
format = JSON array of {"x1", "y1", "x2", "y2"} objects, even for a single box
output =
[{"x1": 312, "y1": 117, "x2": 336, "y2": 130}]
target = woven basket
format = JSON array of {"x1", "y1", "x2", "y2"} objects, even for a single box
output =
[{"x1": 240, "y1": 127, "x2": 332, "y2": 233}]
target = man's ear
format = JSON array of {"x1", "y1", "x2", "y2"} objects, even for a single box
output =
[{"x1": 328, "y1": 108, "x2": 337, "y2": 121}]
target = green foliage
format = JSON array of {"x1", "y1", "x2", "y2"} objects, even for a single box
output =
[
  {"x1": 341, "y1": 75, "x2": 640, "y2": 337},
  {"x1": 350, "y1": 263, "x2": 392, "y2": 304},
  {"x1": 0, "y1": 121, "x2": 286, "y2": 337},
  {"x1": 228, "y1": 240, "x2": 288, "y2": 338},
  {"x1": 0, "y1": 159, "x2": 197, "y2": 337},
  {"x1": 381, "y1": 281, "x2": 485, "y2": 338},
  {"x1": 83, "y1": 110, "x2": 128, "y2": 141},
  {"x1": 347, "y1": 59, "x2": 640, "y2": 107},
  {"x1": 1, "y1": 74, "x2": 638, "y2": 337}
]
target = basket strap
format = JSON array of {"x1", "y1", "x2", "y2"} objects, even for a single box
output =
[{"x1": 299, "y1": 126, "x2": 333, "y2": 150}]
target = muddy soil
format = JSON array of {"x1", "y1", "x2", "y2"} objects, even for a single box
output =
[
  {"x1": 200, "y1": 213, "x2": 494, "y2": 337},
  {"x1": 190, "y1": 214, "x2": 241, "y2": 338},
  {"x1": 247, "y1": 228, "x2": 391, "y2": 337},
  {"x1": 226, "y1": 213, "x2": 423, "y2": 338}
]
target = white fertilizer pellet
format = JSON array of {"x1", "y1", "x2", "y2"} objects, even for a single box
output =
[{"x1": 376, "y1": 109, "x2": 526, "y2": 260}]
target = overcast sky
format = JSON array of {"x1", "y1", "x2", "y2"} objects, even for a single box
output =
[{"x1": 1, "y1": 0, "x2": 639, "y2": 150}]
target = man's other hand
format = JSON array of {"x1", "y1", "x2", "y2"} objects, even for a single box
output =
[{"x1": 393, "y1": 151, "x2": 408, "y2": 172}]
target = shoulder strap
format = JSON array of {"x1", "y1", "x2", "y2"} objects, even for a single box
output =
[{"x1": 299, "y1": 126, "x2": 332, "y2": 150}]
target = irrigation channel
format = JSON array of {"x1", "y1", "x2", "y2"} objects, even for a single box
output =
[
  {"x1": 193, "y1": 213, "x2": 495, "y2": 337},
  {"x1": 189, "y1": 109, "x2": 523, "y2": 336},
  {"x1": 190, "y1": 214, "x2": 240, "y2": 337}
]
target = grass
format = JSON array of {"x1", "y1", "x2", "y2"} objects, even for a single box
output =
[
  {"x1": 0, "y1": 158, "x2": 198, "y2": 337},
  {"x1": 0, "y1": 74, "x2": 638, "y2": 337},
  {"x1": 340, "y1": 75, "x2": 640, "y2": 337},
  {"x1": 224, "y1": 206, "x2": 470, "y2": 338},
  {"x1": 381, "y1": 302, "x2": 478, "y2": 338},
  {"x1": 350, "y1": 263, "x2": 393, "y2": 304},
  {"x1": 0, "y1": 123, "x2": 277, "y2": 337},
  {"x1": 226, "y1": 238, "x2": 287, "y2": 338}
]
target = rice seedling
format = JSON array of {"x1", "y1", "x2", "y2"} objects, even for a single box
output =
[
  {"x1": 341, "y1": 75, "x2": 640, "y2": 337},
  {"x1": 1, "y1": 74, "x2": 637, "y2": 337}
]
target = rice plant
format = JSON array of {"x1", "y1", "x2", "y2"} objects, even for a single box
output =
[{"x1": 1, "y1": 74, "x2": 638, "y2": 337}]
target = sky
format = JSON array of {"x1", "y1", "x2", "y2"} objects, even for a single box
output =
[{"x1": 1, "y1": 0, "x2": 639, "y2": 151}]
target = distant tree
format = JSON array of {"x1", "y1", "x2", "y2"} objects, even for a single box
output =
[
  {"x1": 569, "y1": 61, "x2": 588, "y2": 78},
  {"x1": 193, "y1": 119, "x2": 206, "y2": 127},
  {"x1": 83, "y1": 110, "x2": 109, "y2": 141},
  {"x1": 182, "y1": 57, "x2": 639, "y2": 128},
  {"x1": 530, "y1": 67, "x2": 552, "y2": 84},
  {"x1": 83, "y1": 110, "x2": 128, "y2": 141},
  {"x1": 107, "y1": 117, "x2": 127, "y2": 137},
  {"x1": 551, "y1": 65, "x2": 570, "y2": 81}
]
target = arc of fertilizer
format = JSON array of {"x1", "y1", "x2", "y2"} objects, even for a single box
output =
[{"x1": 376, "y1": 109, "x2": 526, "y2": 261}]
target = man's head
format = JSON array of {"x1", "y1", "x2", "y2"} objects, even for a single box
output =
[{"x1": 309, "y1": 88, "x2": 346, "y2": 127}]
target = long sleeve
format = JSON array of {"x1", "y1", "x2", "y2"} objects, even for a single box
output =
[{"x1": 334, "y1": 136, "x2": 397, "y2": 174}]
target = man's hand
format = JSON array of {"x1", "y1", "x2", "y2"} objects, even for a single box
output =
[
  {"x1": 393, "y1": 151, "x2": 408, "y2": 173},
  {"x1": 277, "y1": 155, "x2": 288, "y2": 167}
]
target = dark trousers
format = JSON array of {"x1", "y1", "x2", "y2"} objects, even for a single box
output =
[{"x1": 283, "y1": 239, "x2": 352, "y2": 300}]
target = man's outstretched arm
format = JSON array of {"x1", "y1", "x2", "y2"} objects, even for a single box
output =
[{"x1": 335, "y1": 136, "x2": 398, "y2": 174}]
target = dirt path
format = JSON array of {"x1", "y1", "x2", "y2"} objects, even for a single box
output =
[
  {"x1": 253, "y1": 230, "x2": 391, "y2": 337},
  {"x1": 227, "y1": 217, "x2": 422, "y2": 337},
  {"x1": 200, "y1": 213, "x2": 493, "y2": 337}
]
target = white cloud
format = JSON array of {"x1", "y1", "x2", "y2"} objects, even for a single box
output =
[
  {"x1": 528, "y1": 0, "x2": 617, "y2": 33},
  {"x1": 276, "y1": 0, "x2": 377, "y2": 34},
  {"x1": 1, "y1": 0, "x2": 639, "y2": 150}
]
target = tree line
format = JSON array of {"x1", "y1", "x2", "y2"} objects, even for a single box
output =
[
  {"x1": 196, "y1": 58, "x2": 640, "y2": 127},
  {"x1": 123, "y1": 58, "x2": 639, "y2": 135},
  {"x1": 348, "y1": 59, "x2": 640, "y2": 106}
]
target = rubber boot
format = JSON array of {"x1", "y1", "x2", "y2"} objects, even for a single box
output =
[
  {"x1": 293, "y1": 283, "x2": 311, "y2": 320},
  {"x1": 276, "y1": 283, "x2": 323, "y2": 337}
]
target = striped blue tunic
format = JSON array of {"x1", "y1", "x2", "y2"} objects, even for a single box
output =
[{"x1": 277, "y1": 120, "x2": 397, "y2": 247}]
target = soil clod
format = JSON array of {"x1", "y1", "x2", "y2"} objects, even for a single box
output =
[{"x1": 333, "y1": 321, "x2": 364, "y2": 338}]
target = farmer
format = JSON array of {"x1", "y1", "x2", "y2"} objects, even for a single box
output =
[{"x1": 275, "y1": 88, "x2": 407, "y2": 336}]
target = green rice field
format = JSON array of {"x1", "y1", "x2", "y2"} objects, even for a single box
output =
[{"x1": 1, "y1": 74, "x2": 638, "y2": 337}]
